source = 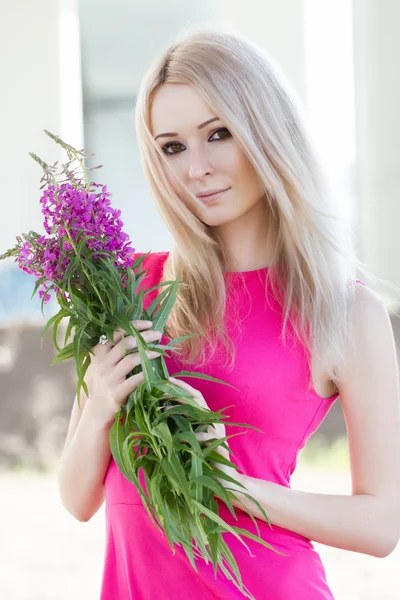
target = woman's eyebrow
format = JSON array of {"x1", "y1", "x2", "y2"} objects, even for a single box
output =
[{"x1": 154, "y1": 117, "x2": 220, "y2": 140}]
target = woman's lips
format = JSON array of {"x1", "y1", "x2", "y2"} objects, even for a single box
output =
[{"x1": 197, "y1": 188, "x2": 230, "y2": 205}]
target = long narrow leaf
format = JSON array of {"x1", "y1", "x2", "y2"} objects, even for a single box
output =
[
  {"x1": 40, "y1": 307, "x2": 69, "y2": 345},
  {"x1": 150, "y1": 421, "x2": 174, "y2": 459},
  {"x1": 169, "y1": 371, "x2": 240, "y2": 392},
  {"x1": 151, "y1": 278, "x2": 180, "y2": 334},
  {"x1": 51, "y1": 342, "x2": 74, "y2": 365},
  {"x1": 160, "y1": 454, "x2": 193, "y2": 508},
  {"x1": 191, "y1": 499, "x2": 253, "y2": 557},
  {"x1": 31, "y1": 275, "x2": 47, "y2": 300}
]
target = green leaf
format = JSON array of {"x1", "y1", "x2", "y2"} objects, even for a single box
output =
[
  {"x1": 208, "y1": 530, "x2": 220, "y2": 579},
  {"x1": 189, "y1": 474, "x2": 234, "y2": 512},
  {"x1": 146, "y1": 281, "x2": 174, "y2": 316},
  {"x1": 68, "y1": 287, "x2": 98, "y2": 322},
  {"x1": 124, "y1": 267, "x2": 136, "y2": 304},
  {"x1": 206, "y1": 450, "x2": 244, "y2": 477},
  {"x1": 200, "y1": 432, "x2": 245, "y2": 460},
  {"x1": 153, "y1": 403, "x2": 211, "y2": 426},
  {"x1": 51, "y1": 311, "x2": 64, "y2": 352},
  {"x1": 189, "y1": 453, "x2": 203, "y2": 504},
  {"x1": 41, "y1": 307, "x2": 69, "y2": 345},
  {"x1": 150, "y1": 421, "x2": 174, "y2": 459},
  {"x1": 97, "y1": 256, "x2": 125, "y2": 295},
  {"x1": 218, "y1": 524, "x2": 286, "y2": 556},
  {"x1": 145, "y1": 278, "x2": 178, "y2": 296},
  {"x1": 191, "y1": 499, "x2": 252, "y2": 556},
  {"x1": 160, "y1": 454, "x2": 193, "y2": 508},
  {"x1": 140, "y1": 469, "x2": 169, "y2": 535},
  {"x1": 131, "y1": 251, "x2": 152, "y2": 273},
  {"x1": 51, "y1": 342, "x2": 74, "y2": 365},
  {"x1": 31, "y1": 275, "x2": 47, "y2": 300},
  {"x1": 188, "y1": 515, "x2": 210, "y2": 558},
  {"x1": 129, "y1": 286, "x2": 145, "y2": 321},
  {"x1": 173, "y1": 430, "x2": 203, "y2": 456},
  {"x1": 63, "y1": 315, "x2": 74, "y2": 346},
  {"x1": 149, "y1": 475, "x2": 177, "y2": 551},
  {"x1": 82, "y1": 247, "x2": 115, "y2": 265},
  {"x1": 109, "y1": 411, "x2": 131, "y2": 481},
  {"x1": 150, "y1": 278, "x2": 180, "y2": 335},
  {"x1": 76, "y1": 233, "x2": 100, "y2": 258},
  {"x1": 107, "y1": 314, "x2": 154, "y2": 391},
  {"x1": 72, "y1": 322, "x2": 89, "y2": 382},
  {"x1": 168, "y1": 371, "x2": 240, "y2": 392},
  {"x1": 163, "y1": 334, "x2": 201, "y2": 349},
  {"x1": 126, "y1": 385, "x2": 141, "y2": 417},
  {"x1": 228, "y1": 489, "x2": 273, "y2": 530},
  {"x1": 76, "y1": 354, "x2": 91, "y2": 404},
  {"x1": 215, "y1": 536, "x2": 247, "y2": 596},
  {"x1": 177, "y1": 529, "x2": 198, "y2": 572},
  {"x1": 151, "y1": 380, "x2": 200, "y2": 406},
  {"x1": 132, "y1": 452, "x2": 159, "y2": 479},
  {"x1": 40, "y1": 283, "x2": 54, "y2": 317}
]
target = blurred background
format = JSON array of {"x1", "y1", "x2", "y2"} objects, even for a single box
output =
[{"x1": 1, "y1": 1, "x2": 400, "y2": 599}]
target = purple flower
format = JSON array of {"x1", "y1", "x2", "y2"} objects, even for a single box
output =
[
  {"x1": 17, "y1": 181, "x2": 135, "y2": 302},
  {"x1": 39, "y1": 287, "x2": 51, "y2": 304}
]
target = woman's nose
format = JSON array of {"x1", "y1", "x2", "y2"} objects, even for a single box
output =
[{"x1": 188, "y1": 148, "x2": 213, "y2": 180}]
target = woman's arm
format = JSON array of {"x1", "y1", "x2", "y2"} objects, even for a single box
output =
[
  {"x1": 231, "y1": 283, "x2": 400, "y2": 558},
  {"x1": 57, "y1": 319, "x2": 161, "y2": 522},
  {"x1": 57, "y1": 376, "x2": 113, "y2": 522}
]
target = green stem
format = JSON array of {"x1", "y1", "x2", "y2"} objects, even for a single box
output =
[{"x1": 62, "y1": 221, "x2": 108, "y2": 313}]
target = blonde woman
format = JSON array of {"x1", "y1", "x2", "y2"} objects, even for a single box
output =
[{"x1": 59, "y1": 28, "x2": 400, "y2": 599}]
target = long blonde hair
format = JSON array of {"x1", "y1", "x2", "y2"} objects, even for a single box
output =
[{"x1": 135, "y1": 26, "x2": 387, "y2": 391}]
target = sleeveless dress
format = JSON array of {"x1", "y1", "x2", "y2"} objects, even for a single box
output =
[{"x1": 101, "y1": 250, "x2": 361, "y2": 600}]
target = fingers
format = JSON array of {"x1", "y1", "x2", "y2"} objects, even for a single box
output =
[
  {"x1": 108, "y1": 330, "x2": 162, "y2": 366},
  {"x1": 113, "y1": 349, "x2": 161, "y2": 382},
  {"x1": 116, "y1": 317, "x2": 154, "y2": 335},
  {"x1": 118, "y1": 370, "x2": 146, "y2": 399},
  {"x1": 194, "y1": 431, "x2": 213, "y2": 442},
  {"x1": 92, "y1": 319, "x2": 156, "y2": 357},
  {"x1": 110, "y1": 319, "x2": 155, "y2": 345}
]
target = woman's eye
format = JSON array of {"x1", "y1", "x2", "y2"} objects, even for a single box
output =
[
  {"x1": 161, "y1": 127, "x2": 231, "y2": 156},
  {"x1": 210, "y1": 127, "x2": 231, "y2": 141},
  {"x1": 162, "y1": 141, "x2": 184, "y2": 156}
]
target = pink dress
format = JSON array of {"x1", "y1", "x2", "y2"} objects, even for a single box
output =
[{"x1": 101, "y1": 251, "x2": 360, "y2": 599}]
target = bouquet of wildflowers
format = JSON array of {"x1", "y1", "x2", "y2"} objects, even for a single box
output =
[{"x1": 0, "y1": 131, "x2": 282, "y2": 600}]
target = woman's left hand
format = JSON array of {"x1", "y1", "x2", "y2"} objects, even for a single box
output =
[{"x1": 165, "y1": 377, "x2": 245, "y2": 495}]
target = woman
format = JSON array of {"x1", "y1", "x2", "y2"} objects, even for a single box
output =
[{"x1": 58, "y1": 29, "x2": 400, "y2": 599}]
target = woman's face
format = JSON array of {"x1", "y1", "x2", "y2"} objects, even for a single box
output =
[{"x1": 150, "y1": 83, "x2": 265, "y2": 227}]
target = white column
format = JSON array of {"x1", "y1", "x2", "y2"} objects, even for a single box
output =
[
  {"x1": 353, "y1": 0, "x2": 400, "y2": 294},
  {"x1": 0, "y1": 0, "x2": 83, "y2": 254}
]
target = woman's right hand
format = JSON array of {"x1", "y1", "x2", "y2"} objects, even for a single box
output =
[{"x1": 85, "y1": 319, "x2": 163, "y2": 427}]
